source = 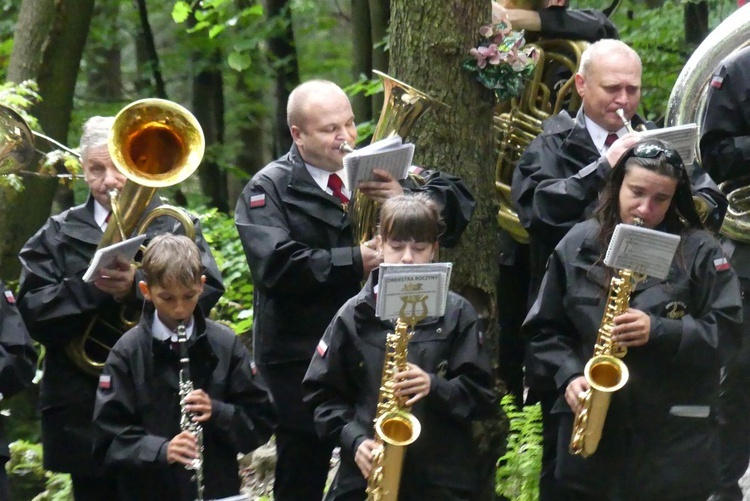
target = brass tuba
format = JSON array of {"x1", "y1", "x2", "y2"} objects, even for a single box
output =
[
  {"x1": 64, "y1": 98, "x2": 205, "y2": 376},
  {"x1": 494, "y1": 39, "x2": 589, "y2": 243},
  {"x1": 665, "y1": 3, "x2": 750, "y2": 242},
  {"x1": 343, "y1": 70, "x2": 440, "y2": 244}
]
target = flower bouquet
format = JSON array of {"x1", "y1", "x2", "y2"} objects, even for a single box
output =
[{"x1": 462, "y1": 17, "x2": 538, "y2": 102}]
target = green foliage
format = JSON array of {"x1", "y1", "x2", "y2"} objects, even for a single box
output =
[
  {"x1": 495, "y1": 396, "x2": 542, "y2": 501},
  {"x1": 197, "y1": 208, "x2": 254, "y2": 336},
  {"x1": 6, "y1": 440, "x2": 72, "y2": 501}
]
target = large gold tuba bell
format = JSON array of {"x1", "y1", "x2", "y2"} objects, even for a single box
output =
[
  {"x1": 665, "y1": 3, "x2": 750, "y2": 242},
  {"x1": 65, "y1": 98, "x2": 205, "y2": 376},
  {"x1": 344, "y1": 70, "x2": 440, "y2": 244}
]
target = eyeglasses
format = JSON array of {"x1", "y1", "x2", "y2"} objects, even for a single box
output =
[{"x1": 631, "y1": 142, "x2": 684, "y2": 170}]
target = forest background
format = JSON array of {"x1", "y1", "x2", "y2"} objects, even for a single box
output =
[{"x1": 0, "y1": 0, "x2": 741, "y2": 498}]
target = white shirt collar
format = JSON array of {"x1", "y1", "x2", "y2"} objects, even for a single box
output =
[
  {"x1": 93, "y1": 200, "x2": 110, "y2": 231},
  {"x1": 584, "y1": 113, "x2": 628, "y2": 156},
  {"x1": 151, "y1": 313, "x2": 195, "y2": 342},
  {"x1": 304, "y1": 163, "x2": 351, "y2": 199}
]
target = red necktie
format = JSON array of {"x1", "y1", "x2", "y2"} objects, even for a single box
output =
[
  {"x1": 604, "y1": 133, "x2": 618, "y2": 147},
  {"x1": 105, "y1": 212, "x2": 112, "y2": 223},
  {"x1": 327, "y1": 173, "x2": 349, "y2": 205}
]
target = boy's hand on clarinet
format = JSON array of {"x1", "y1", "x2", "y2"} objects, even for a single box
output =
[
  {"x1": 183, "y1": 389, "x2": 212, "y2": 422},
  {"x1": 394, "y1": 362, "x2": 431, "y2": 406},
  {"x1": 167, "y1": 430, "x2": 199, "y2": 466},
  {"x1": 355, "y1": 439, "x2": 379, "y2": 479}
]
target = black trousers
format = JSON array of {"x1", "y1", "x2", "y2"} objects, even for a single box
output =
[
  {"x1": 260, "y1": 360, "x2": 333, "y2": 501},
  {"x1": 714, "y1": 277, "x2": 750, "y2": 500},
  {"x1": 70, "y1": 472, "x2": 121, "y2": 501}
]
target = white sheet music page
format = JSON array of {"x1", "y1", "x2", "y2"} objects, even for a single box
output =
[
  {"x1": 638, "y1": 123, "x2": 698, "y2": 165},
  {"x1": 603, "y1": 224, "x2": 680, "y2": 280},
  {"x1": 376, "y1": 263, "x2": 452, "y2": 321},
  {"x1": 343, "y1": 136, "x2": 415, "y2": 188}
]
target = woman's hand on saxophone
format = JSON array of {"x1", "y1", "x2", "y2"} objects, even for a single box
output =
[
  {"x1": 612, "y1": 309, "x2": 651, "y2": 347},
  {"x1": 167, "y1": 430, "x2": 200, "y2": 466},
  {"x1": 394, "y1": 362, "x2": 431, "y2": 406},
  {"x1": 183, "y1": 389, "x2": 212, "y2": 422},
  {"x1": 565, "y1": 376, "x2": 590, "y2": 415},
  {"x1": 355, "y1": 439, "x2": 378, "y2": 479}
]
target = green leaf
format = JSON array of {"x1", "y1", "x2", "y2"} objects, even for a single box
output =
[
  {"x1": 227, "y1": 51, "x2": 252, "y2": 71},
  {"x1": 171, "y1": 1, "x2": 191, "y2": 24}
]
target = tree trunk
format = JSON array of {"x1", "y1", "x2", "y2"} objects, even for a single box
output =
[
  {"x1": 193, "y1": 50, "x2": 229, "y2": 212},
  {"x1": 2, "y1": 0, "x2": 96, "y2": 280},
  {"x1": 265, "y1": 0, "x2": 299, "y2": 158},
  {"x1": 369, "y1": 0, "x2": 390, "y2": 117},
  {"x1": 351, "y1": 0, "x2": 373, "y2": 125}
]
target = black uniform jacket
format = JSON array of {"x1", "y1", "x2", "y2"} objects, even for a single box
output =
[
  {"x1": 235, "y1": 144, "x2": 475, "y2": 366},
  {"x1": 511, "y1": 108, "x2": 727, "y2": 285},
  {"x1": 701, "y1": 46, "x2": 750, "y2": 278},
  {"x1": 524, "y1": 219, "x2": 743, "y2": 499},
  {"x1": 0, "y1": 282, "x2": 37, "y2": 463},
  {"x1": 93, "y1": 306, "x2": 275, "y2": 501},
  {"x1": 302, "y1": 272, "x2": 497, "y2": 498},
  {"x1": 17, "y1": 195, "x2": 224, "y2": 474},
  {"x1": 537, "y1": 6, "x2": 619, "y2": 42}
]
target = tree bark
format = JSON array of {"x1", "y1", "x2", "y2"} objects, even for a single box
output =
[
  {"x1": 1, "y1": 0, "x2": 96, "y2": 280},
  {"x1": 264, "y1": 0, "x2": 299, "y2": 158},
  {"x1": 351, "y1": 0, "x2": 373, "y2": 125},
  {"x1": 369, "y1": 0, "x2": 390, "y2": 117}
]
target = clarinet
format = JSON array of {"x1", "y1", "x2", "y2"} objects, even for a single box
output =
[{"x1": 177, "y1": 322, "x2": 205, "y2": 501}]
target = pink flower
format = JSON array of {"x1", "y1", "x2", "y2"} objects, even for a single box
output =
[
  {"x1": 480, "y1": 44, "x2": 502, "y2": 66},
  {"x1": 479, "y1": 24, "x2": 495, "y2": 38}
]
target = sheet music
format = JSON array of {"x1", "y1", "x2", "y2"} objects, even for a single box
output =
[
  {"x1": 604, "y1": 224, "x2": 680, "y2": 280},
  {"x1": 82, "y1": 234, "x2": 147, "y2": 283},
  {"x1": 376, "y1": 263, "x2": 452, "y2": 321},
  {"x1": 344, "y1": 136, "x2": 415, "y2": 188},
  {"x1": 638, "y1": 123, "x2": 698, "y2": 165}
]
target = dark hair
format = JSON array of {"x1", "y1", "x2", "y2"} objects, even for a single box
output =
[
  {"x1": 595, "y1": 139, "x2": 703, "y2": 250},
  {"x1": 377, "y1": 193, "x2": 445, "y2": 243},
  {"x1": 141, "y1": 234, "x2": 203, "y2": 288}
]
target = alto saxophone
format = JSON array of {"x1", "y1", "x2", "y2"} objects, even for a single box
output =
[
  {"x1": 568, "y1": 218, "x2": 644, "y2": 458},
  {"x1": 366, "y1": 318, "x2": 422, "y2": 501},
  {"x1": 176, "y1": 322, "x2": 205, "y2": 501}
]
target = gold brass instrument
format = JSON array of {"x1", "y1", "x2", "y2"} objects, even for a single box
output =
[
  {"x1": 65, "y1": 98, "x2": 205, "y2": 376},
  {"x1": 569, "y1": 218, "x2": 643, "y2": 458},
  {"x1": 177, "y1": 322, "x2": 205, "y2": 501},
  {"x1": 664, "y1": 4, "x2": 750, "y2": 241},
  {"x1": 0, "y1": 104, "x2": 81, "y2": 175},
  {"x1": 366, "y1": 303, "x2": 426, "y2": 500},
  {"x1": 494, "y1": 39, "x2": 589, "y2": 243},
  {"x1": 341, "y1": 70, "x2": 439, "y2": 244}
]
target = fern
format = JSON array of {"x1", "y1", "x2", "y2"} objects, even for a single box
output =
[{"x1": 495, "y1": 395, "x2": 543, "y2": 501}]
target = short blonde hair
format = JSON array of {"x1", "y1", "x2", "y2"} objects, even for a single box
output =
[
  {"x1": 286, "y1": 80, "x2": 347, "y2": 129},
  {"x1": 141, "y1": 234, "x2": 202, "y2": 288},
  {"x1": 577, "y1": 39, "x2": 641, "y2": 78}
]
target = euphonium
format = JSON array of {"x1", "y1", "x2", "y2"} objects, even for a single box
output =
[
  {"x1": 366, "y1": 318, "x2": 422, "y2": 501},
  {"x1": 664, "y1": 4, "x2": 750, "y2": 241},
  {"x1": 176, "y1": 322, "x2": 205, "y2": 501},
  {"x1": 65, "y1": 98, "x2": 205, "y2": 376},
  {"x1": 568, "y1": 219, "x2": 644, "y2": 458},
  {"x1": 341, "y1": 70, "x2": 438, "y2": 244}
]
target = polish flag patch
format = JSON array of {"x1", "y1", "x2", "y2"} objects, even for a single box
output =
[
  {"x1": 316, "y1": 339, "x2": 328, "y2": 357},
  {"x1": 710, "y1": 75, "x2": 724, "y2": 89},
  {"x1": 250, "y1": 194, "x2": 266, "y2": 208},
  {"x1": 3, "y1": 290, "x2": 15, "y2": 305},
  {"x1": 250, "y1": 360, "x2": 258, "y2": 376},
  {"x1": 714, "y1": 257, "x2": 730, "y2": 271},
  {"x1": 409, "y1": 165, "x2": 424, "y2": 176},
  {"x1": 98, "y1": 374, "x2": 112, "y2": 390}
]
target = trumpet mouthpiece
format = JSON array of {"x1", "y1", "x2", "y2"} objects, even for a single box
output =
[{"x1": 339, "y1": 142, "x2": 354, "y2": 153}]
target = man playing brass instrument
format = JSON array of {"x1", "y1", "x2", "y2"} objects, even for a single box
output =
[
  {"x1": 234, "y1": 79, "x2": 474, "y2": 501},
  {"x1": 511, "y1": 39, "x2": 726, "y2": 501},
  {"x1": 17, "y1": 116, "x2": 224, "y2": 501},
  {"x1": 701, "y1": 45, "x2": 750, "y2": 501}
]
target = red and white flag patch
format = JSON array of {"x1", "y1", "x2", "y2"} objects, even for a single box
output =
[
  {"x1": 710, "y1": 75, "x2": 724, "y2": 89},
  {"x1": 250, "y1": 194, "x2": 266, "y2": 208},
  {"x1": 3, "y1": 290, "x2": 15, "y2": 305},
  {"x1": 409, "y1": 165, "x2": 424, "y2": 176},
  {"x1": 250, "y1": 360, "x2": 258, "y2": 376},
  {"x1": 714, "y1": 257, "x2": 730, "y2": 271},
  {"x1": 98, "y1": 374, "x2": 112, "y2": 390},
  {"x1": 316, "y1": 339, "x2": 328, "y2": 357}
]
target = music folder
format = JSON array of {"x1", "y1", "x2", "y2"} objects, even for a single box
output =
[
  {"x1": 343, "y1": 136, "x2": 415, "y2": 188},
  {"x1": 604, "y1": 224, "x2": 680, "y2": 280},
  {"x1": 82, "y1": 234, "x2": 147, "y2": 283},
  {"x1": 376, "y1": 263, "x2": 452, "y2": 321}
]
